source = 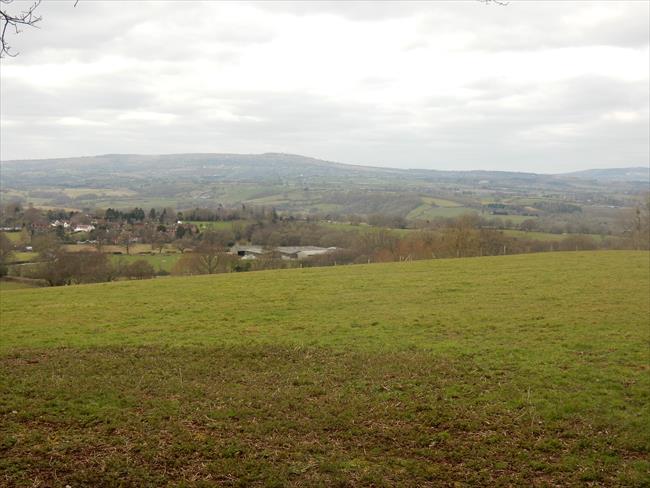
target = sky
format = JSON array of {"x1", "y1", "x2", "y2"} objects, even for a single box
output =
[{"x1": 0, "y1": 1, "x2": 648, "y2": 173}]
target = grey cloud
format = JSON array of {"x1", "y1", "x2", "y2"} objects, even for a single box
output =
[
  {"x1": 0, "y1": 1, "x2": 648, "y2": 173},
  {"x1": 8, "y1": 2, "x2": 275, "y2": 64},
  {"x1": 414, "y1": 2, "x2": 650, "y2": 52},
  {"x1": 4, "y1": 77, "x2": 646, "y2": 172},
  {"x1": 249, "y1": 1, "x2": 432, "y2": 21},
  {"x1": 255, "y1": 1, "x2": 649, "y2": 50}
]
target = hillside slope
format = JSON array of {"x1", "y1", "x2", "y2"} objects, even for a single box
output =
[
  {"x1": 4, "y1": 152, "x2": 643, "y2": 188},
  {"x1": 1, "y1": 251, "x2": 648, "y2": 351},
  {"x1": 1, "y1": 251, "x2": 649, "y2": 485},
  {"x1": 563, "y1": 167, "x2": 650, "y2": 182}
]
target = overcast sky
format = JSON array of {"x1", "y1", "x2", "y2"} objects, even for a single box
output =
[{"x1": 1, "y1": 1, "x2": 648, "y2": 172}]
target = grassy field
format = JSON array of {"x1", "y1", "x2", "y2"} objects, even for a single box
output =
[
  {"x1": 1, "y1": 232, "x2": 23, "y2": 243},
  {"x1": 421, "y1": 197, "x2": 463, "y2": 207},
  {"x1": 188, "y1": 220, "x2": 248, "y2": 231},
  {"x1": 0, "y1": 251, "x2": 648, "y2": 485},
  {"x1": 407, "y1": 204, "x2": 475, "y2": 220},
  {"x1": 9, "y1": 252, "x2": 38, "y2": 263},
  {"x1": 61, "y1": 188, "x2": 136, "y2": 198},
  {"x1": 0, "y1": 280, "x2": 34, "y2": 291},
  {"x1": 502, "y1": 229, "x2": 606, "y2": 242}
]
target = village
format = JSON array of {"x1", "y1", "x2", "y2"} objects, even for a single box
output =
[{"x1": 2, "y1": 205, "x2": 339, "y2": 260}]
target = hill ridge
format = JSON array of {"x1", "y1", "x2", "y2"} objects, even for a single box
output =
[{"x1": 2, "y1": 152, "x2": 647, "y2": 181}]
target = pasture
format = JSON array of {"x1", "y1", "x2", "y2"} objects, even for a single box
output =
[
  {"x1": 0, "y1": 251, "x2": 648, "y2": 485},
  {"x1": 406, "y1": 204, "x2": 475, "y2": 220},
  {"x1": 187, "y1": 220, "x2": 248, "y2": 231},
  {"x1": 502, "y1": 229, "x2": 606, "y2": 242},
  {"x1": 0, "y1": 280, "x2": 34, "y2": 291}
]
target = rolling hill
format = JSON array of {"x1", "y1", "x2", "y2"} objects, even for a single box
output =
[
  {"x1": 2, "y1": 152, "x2": 647, "y2": 188},
  {"x1": 1, "y1": 251, "x2": 648, "y2": 485},
  {"x1": 563, "y1": 167, "x2": 650, "y2": 182},
  {"x1": 3, "y1": 152, "x2": 646, "y2": 221}
]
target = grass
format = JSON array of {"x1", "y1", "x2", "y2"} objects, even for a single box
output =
[
  {"x1": 407, "y1": 204, "x2": 475, "y2": 220},
  {"x1": 0, "y1": 251, "x2": 648, "y2": 485},
  {"x1": 10, "y1": 252, "x2": 38, "y2": 262},
  {"x1": 62, "y1": 187, "x2": 136, "y2": 198},
  {"x1": 491, "y1": 214, "x2": 540, "y2": 224},
  {"x1": 421, "y1": 196, "x2": 463, "y2": 207},
  {"x1": 0, "y1": 280, "x2": 34, "y2": 291},
  {"x1": 502, "y1": 229, "x2": 606, "y2": 242},
  {"x1": 187, "y1": 220, "x2": 248, "y2": 231},
  {"x1": 1, "y1": 232, "x2": 23, "y2": 243}
]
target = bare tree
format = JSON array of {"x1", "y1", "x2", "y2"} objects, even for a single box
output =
[
  {"x1": 31, "y1": 232, "x2": 61, "y2": 260},
  {"x1": 625, "y1": 194, "x2": 650, "y2": 250},
  {"x1": 124, "y1": 259, "x2": 155, "y2": 280},
  {"x1": 118, "y1": 230, "x2": 133, "y2": 255},
  {"x1": 172, "y1": 237, "x2": 193, "y2": 254},
  {"x1": 172, "y1": 243, "x2": 234, "y2": 275},
  {"x1": 0, "y1": 232, "x2": 14, "y2": 275},
  {"x1": 40, "y1": 250, "x2": 113, "y2": 286},
  {"x1": 0, "y1": 0, "x2": 42, "y2": 58}
]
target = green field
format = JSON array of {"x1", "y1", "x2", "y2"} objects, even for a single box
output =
[
  {"x1": 1, "y1": 232, "x2": 23, "y2": 243},
  {"x1": 502, "y1": 230, "x2": 606, "y2": 242},
  {"x1": 491, "y1": 214, "x2": 541, "y2": 224},
  {"x1": 407, "y1": 204, "x2": 475, "y2": 220},
  {"x1": 0, "y1": 280, "x2": 34, "y2": 291},
  {"x1": 1, "y1": 252, "x2": 648, "y2": 485},
  {"x1": 9, "y1": 251, "x2": 38, "y2": 263},
  {"x1": 421, "y1": 197, "x2": 463, "y2": 207},
  {"x1": 187, "y1": 220, "x2": 248, "y2": 231},
  {"x1": 61, "y1": 187, "x2": 136, "y2": 198}
]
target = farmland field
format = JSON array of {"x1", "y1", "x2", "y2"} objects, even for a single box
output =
[
  {"x1": 421, "y1": 197, "x2": 463, "y2": 207},
  {"x1": 0, "y1": 251, "x2": 648, "y2": 485},
  {"x1": 2, "y1": 233, "x2": 22, "y2": 243},
  {"x1": 0, "y1": 280, "x2": 35, "y2": 291},
  {"x1": 187, "y1": 220, "x2": 249, "y2": 231},
  {"x1": 406, "y1": 204, "x2": 475, "y2": 220},
  {"x1": 9, "y1": 252, "x2": 38, "y2": 263},
  {"x1": 502, "y1": 229, "x2": 606, "y2": 242}
]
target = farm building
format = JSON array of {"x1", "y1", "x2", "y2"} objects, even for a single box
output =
[
  {"x1": 276, "y1": 246, "x2": 337, "y2": 260},
  {"x1": 73, "y1": 224, "x2": 95, "y2": 233},
  {"x1": 228, "y1": 245, "x2": 338, "y2": 260},
  {"x1": 229, "y1": 245, "x2": 266, "y2": 259}
]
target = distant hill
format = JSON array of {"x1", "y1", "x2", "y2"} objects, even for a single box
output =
[
  {"x1": 1, "y1": 153, "x2": 645, "y2": 216},
  {"x1": 561, "y1": 167, "x2": 650, "y2": 182},
  {"x1": 0, "y1": 153, "x2": 403, "y2": 187},
  {"x1": 0, "y1": 152, "x2": 594, "y2": 188}
]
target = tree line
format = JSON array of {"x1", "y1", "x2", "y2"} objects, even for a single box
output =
[{"x1": 1, "y1": 195, "x2": 648, "y2": 286}]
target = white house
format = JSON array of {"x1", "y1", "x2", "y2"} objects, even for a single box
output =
[{"x1": 73, "y1": 224, "x2": 95, "y2": 233}]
